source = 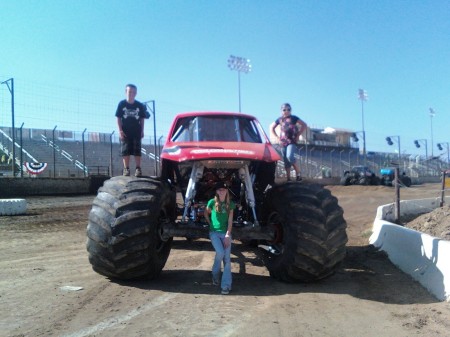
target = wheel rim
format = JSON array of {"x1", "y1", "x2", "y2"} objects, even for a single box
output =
[
  {"x1": 156, "y1": 209, "x2": 170, "y2": 252},
  {"x1": 267, "y1": 211, "x2": 285, "y2": 254}
]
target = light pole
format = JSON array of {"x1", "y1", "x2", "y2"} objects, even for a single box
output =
[
  {"x1": 414, "y1": 139, "x2": 428, "y2": 158},
  {"x1": 329, "y1": 148, "x2": 335, "y2": 177},
  {"x1": 437, "y1": 142, "x2": 449, "y2": 166},
  {"x1": 19, "y1": 123, "x2": 24, "y2": 178},
  {"x1": 429, "y1": 108, "x2": 436, "y2": 157},
  {"x1": 109, "y1": 131, "x2": 115, "y2": 176},
  {"x1": 309, "y1": 147, "x2": 315, "y2": 178},
  {"x1": 143, "y1": 100, "x2": 157, "y2": 175},
  {"x1": 228, "y1": 55, "x2": 251, "y2": 112},
  {"x1": 339, "y1": 149, "x2": 345, "y2": 174},
  {"x1": 1, "y1": 78, "x2": 15, "y2": 176},
  {"x1": 386, "y1": 136, "x2": 401, "y2": 165},
  {"x1": 414, "y1": 138, "x2": 428, "y2": 174},
  {"x1": 157, "y1": 135, "x2": 164, "y2": 164},
  {"x1": 358, "y1": 89, "x2": 368, "y2": 165},
  {"x1": 351, "y1": 131, "x2": 364, "y2": 164},
  {"x1": 82, "y1": 128, "x2": 87, "y2": 177},
  {"x1": 349, "y1": 149, "x2": 355, "y2": 168},
  {"x1": 52, "y1": 126, "x2": 57, "y2": 178}
]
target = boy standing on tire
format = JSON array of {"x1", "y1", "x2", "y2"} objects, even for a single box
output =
[
  {"x1": 115, "y1": 84, "x2": 149, "y2": 177},
  {"x1": 270, "y1": 103, "x2": 307, "y2": 182},
  {"x1": 204, "y1": 182, "x2": 235, "y2": 295}
]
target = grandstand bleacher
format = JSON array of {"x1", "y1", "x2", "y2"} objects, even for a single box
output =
[
  {"x1": 0, "y1": 126, "x2": 447, "y2": 179},
  {"x1": 0, "y1": 127, "x2": 158, "y2": 178}
]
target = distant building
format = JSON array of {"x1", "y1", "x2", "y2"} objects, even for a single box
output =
[{"x1": 269, "y1": 124, "x2": 358, "y2": 148}]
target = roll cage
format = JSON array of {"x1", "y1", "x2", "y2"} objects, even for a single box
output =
[{"x1": 170, "y1": 115, "x2": 264, "y2": 143}]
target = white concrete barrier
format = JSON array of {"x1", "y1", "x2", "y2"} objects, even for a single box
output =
[
  {"x1": 0, "y1": 198, "x2": 27, "y2": 215},
  {"x1": 370, "y1": 196, "x2": 450, "y2": 302}
]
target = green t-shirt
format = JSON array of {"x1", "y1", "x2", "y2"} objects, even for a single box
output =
[{"x1": 207, "y1": 198, "x2": 236, "y2": 233}]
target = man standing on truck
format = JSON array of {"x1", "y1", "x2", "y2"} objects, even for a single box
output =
[
  {"x1": 270, "y1": 103, "x2": 307, "y2": 181},
  {"x1": 115, "y1": 84, "x2": 149, "y2": 177}
]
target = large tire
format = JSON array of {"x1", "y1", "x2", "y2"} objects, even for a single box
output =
[
  {"x1": 401, "y1": 176, "x2": 412, "y2": 187},
  {"x1": 261, "y1": 183, "x2": 348, "y2": 282},
  {"x1": 358, "y1": 176, "x2": 368, "y2": 185},
  {"x1": 340, "y1": 175, "x2": 351, "y2": 186},
  {"x1": 86, "y1": 176, "x2": 176, "y2": 280},
  {"x1": 370, "y1": 176, "x2": 381, "y2": 186},
  {"x1": 383, "y1": 176, "x2": 394, "y2": 186}
]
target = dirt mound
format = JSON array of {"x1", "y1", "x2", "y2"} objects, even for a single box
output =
[{"x1": 403, "y1": 205, "x2": 450, "y2": 240}]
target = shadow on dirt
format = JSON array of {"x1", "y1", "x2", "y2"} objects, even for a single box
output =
[{"x1": 113, "y1": 244, "x2": 438, "y2": 305}]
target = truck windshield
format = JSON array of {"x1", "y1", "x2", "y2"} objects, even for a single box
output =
[{"x1": 170, "y1": 115, "x2": 263, "y2": 143}]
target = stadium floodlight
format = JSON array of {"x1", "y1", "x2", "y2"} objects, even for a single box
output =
[
  {"x1": 429, "y1": 108, "x2": 436, "y2": 156},
  {"x1": 228, "y1": 55, "x2": 251, "y2": 112},
  {"x1": 414, "y1": 139, "x2": 428, "y2": 159},
  {"x1": 437, "y1": 142, "x2": 449, "y2": 164},
  {"x1": 358, "y1": 89, "x2": 368, "y2": 165},
  {"x1": 1, "y1": 78, "x2": 15, "y2": 176},
  {"x1": 386, "y1": 135, "x2": 400, "y2": 163}
]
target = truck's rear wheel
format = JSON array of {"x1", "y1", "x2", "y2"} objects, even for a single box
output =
[
  {"x1": 358, "y1": 176, "x2": 368, "y2": 185},
  {"x1": 340, "y1": 176, "x2": 351, "y2": 186},
  {"x1": 401, "y1": 176, "x2": 412, "y2": 187},
  {"x1": 370, "y1": 176, "x2": 381, "y2": 186},
  {"x1": 261, "y1": 183, "x2": 348, "y2": 282},
  {"x1": 86, "y1": 176, "x2": 175, "y2": 280}
]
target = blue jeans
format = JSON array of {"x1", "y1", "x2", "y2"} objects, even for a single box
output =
[
  {"x1": 209, "y1": 231, "x2": 232, "y2": 290},
  {"x1": 282, "y1": 143, "x2": 297, "y2": 168}
]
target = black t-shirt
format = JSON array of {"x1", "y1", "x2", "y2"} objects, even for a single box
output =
[{"x1": 115, "y1": 100, "x2": 148, "y2": 137}]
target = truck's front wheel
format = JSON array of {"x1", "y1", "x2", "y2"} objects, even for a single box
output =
[
  {"x1": 86, "y1": 176, "x2": 175, "y2": 280},
  {"x1": 261, "y1": 183, "x2": 348, "y2": 282}
]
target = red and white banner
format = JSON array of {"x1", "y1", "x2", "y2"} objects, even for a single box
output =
[{"x1": 25, "y1": 162, "x2": 48, "y2": 175}]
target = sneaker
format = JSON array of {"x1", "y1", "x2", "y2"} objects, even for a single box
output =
[
  {"x1": 135, "y1": 167, "x2": 142, "y2": 177},
  {"x1": 221, "y1": 288, "x2": 230, "y2": 295},
  {"x1": 123, "y1": 167, "x2": 130, "y2": 176},
  {"x1": 212, "y1": 278, "x2": 219, "y2": 286},
  {"x1": 296, "y1": 176, "x2": 302, "y2": 182}
]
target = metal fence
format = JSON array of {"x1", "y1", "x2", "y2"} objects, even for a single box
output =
[
  {"x1": 274, "y1": 144, "x2": 448, "y2": 180},
  {"x1": 0, "y1": 126, "x2": 161, "y2": 178},
  {"x1": 0, "y1": 126, "x2": 448, "y2": 180}
]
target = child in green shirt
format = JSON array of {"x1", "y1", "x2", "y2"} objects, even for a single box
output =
[{"x1": 204, "y1": 181, "x2": 235, "y2": 295}]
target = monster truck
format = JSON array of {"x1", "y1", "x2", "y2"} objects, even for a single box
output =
[
  {"x1": 340, "y1": 165, "x2": 380, "y2": 186},
  {"x1": 86, "y1": 112, "x2": 348, "y2": 283},
  {"x1": 380, "y1": 167, "x2": 412, "y2": 187}
]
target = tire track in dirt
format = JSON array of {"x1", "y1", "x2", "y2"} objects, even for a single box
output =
[{"x1": 61, "y1": 293, "x2": 178, "y2": 337}]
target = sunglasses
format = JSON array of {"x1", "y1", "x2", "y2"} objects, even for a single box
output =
[{"x1": 282, "y1": 108, "x2": 291, "y2": 111}]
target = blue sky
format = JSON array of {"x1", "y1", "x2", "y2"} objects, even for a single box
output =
[{"x1": 1, "y1": 0, "x2": 449, "y2": 158}]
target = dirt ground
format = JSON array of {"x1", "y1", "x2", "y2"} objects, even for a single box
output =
[
  {"x1": 1, "y1": 183, "x2": 450, "y2": 337},
  {"x1": 402, "y1": 204, "x2": 450, "y2": 241}
]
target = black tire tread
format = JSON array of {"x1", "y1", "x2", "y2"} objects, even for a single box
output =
[
  {"x1": 86, "y1": 176, "x2": 175, "y2": 280},
  {"x1": 262, "y1": 183, "x2": 348, "y2": 282}
]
